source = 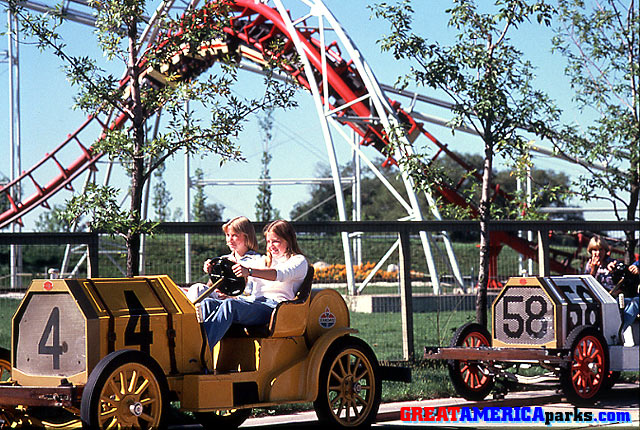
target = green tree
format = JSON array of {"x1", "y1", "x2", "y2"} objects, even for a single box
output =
[
  {"x1": 373, "y1": 0, "x2": 557, "y2": 326},
  {"x1": 289, "y1": 160, "x2": 427, "y2": 221},
  {"x1": 34, "y1": 205, "x2": 72, "y2": 232},
  {"x1": 433, "y1": 152, "x2": 578, "y2": 220},
  {"x1": 255, "y1": 109, "x2": 280, "y2": 221},
  {"x1": 152, "y1": 162, "x2": 173, "y2": 222},
  {"x1": 11, "y1": 0, "x2": 295, "y2": 276},
  {"x1": 552, "y1": 0, "x2": 639, "y2": 263},
  {"x1": 291, "y1": 155, "x2": 576, "y2": 223},
  {"x1": 192, "y1": 168, "x2": 224, "y2": 222},
  {"x1": 493, "y1": 168, "x2": 581, "y2": 221}
]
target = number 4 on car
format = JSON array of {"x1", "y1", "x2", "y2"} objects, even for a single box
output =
[{"x1": 0, "y1": 273, "x2": 410, "y2": 429}]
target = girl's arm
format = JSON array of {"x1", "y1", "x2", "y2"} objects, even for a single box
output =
[{"x1": 233, "y1": 264, "x2": 277, "y2": 281}]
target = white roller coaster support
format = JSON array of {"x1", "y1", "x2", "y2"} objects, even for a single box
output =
[
  {"x1": 272, "y1": 0, "x2": 356, "y2": 294},
  {"x1": 60, "y1": 167, "x2": 93, "y2": 277},
  {"x1": 352, "y1": 43, "x2": 449, "y2": 294},
  {"x1": 139, "y1": 0, "x2": 179, "y2": 50},
  {"x1": 281, "y1": 0, "x2": 466, "y2": 293},
  {"x1": 328, "y1": 119, "x2": 413, "y2": 214},
  {"x1": 352, "y1": 130, "x2": 362, "y2": 267},
  {"x1": 185, "y1": 149, "x2": 192, "y2": 283},
  {"x1": 8, "y1": 8, "x2": 22, "y2": 289},
  {"x1": 330, "y1": 118, "x2": 431, "y2": 292}
]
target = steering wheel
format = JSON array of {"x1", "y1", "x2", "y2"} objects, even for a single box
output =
[
  {"x1": 208, "y1": 257, "x2": 246, "y2": 297},
  {"x1": 610, "y1": 262, "x2": 640, "y2": 298}
]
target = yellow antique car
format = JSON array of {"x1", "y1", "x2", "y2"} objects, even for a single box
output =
[{"x1": 0, "y1": 268, "x2": 407, "y2": 429}]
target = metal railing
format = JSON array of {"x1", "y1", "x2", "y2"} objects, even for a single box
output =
[{"x1": 1, "y1": 220, "x2": 637, "y2": 359}]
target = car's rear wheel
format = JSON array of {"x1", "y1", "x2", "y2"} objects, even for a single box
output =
[
  {"x1": 447, "y1": 322, "x2": 495, "y2": 401},
  {"x1": 560, "y1": 326, "x2": 609, "y2": 404},
  {"x1": 194, "y1": 408, "x2": 252, "y2": 429},
  {"x1": 314, "y1": 337, "x2": 381, "y2": 429},
  {"x1": 81, "y1": 349, "x2": 168, "y2": 429}
]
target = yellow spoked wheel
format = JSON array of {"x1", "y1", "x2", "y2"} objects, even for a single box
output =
[
  {"x1": 314, "y1": 337, "x2": 381, "y2": 429},
  {"x1": 81, "y1": 350, "x2": 168, "y2": 429}
]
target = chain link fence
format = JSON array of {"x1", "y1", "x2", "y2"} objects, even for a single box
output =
[{"x1": 1, "y1": 221, "x2": 637, "y2": 359}]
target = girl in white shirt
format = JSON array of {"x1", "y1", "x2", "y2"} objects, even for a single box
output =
[
  {"x1": 198, "y1": 219, "x2": 308, "y2": 350},
  {"x1": 186, "y1": 216, "x2": 262, "y2": 302}
]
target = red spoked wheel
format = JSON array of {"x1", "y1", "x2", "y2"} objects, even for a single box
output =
[
  {"x1": 560, "y1": 326, "x2": 609, "y2": 404},
  {"x1": 447, "y1": 322, "x2": 494, "y2": 401}
]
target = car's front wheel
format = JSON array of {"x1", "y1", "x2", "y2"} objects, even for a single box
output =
[
  {"x1": 560, "y1": 325, "x2": 609, "y2": 404},
  {"x1": 80, "y1": 349, "x2": 168, "y2": 429},
  {"x1": 313, "y1": 336, "x2": 381, "y2": 429}
]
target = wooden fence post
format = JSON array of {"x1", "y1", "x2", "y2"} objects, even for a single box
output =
[
  {"x1": 88, "y1": 232, "x2": 99, "y2": 278},
  {"x1": 537, "y1": 230, "x2": 550, "y2": 277},
  {"x1": 399, "y1": 231, "x2": 414, "y2": 360}
]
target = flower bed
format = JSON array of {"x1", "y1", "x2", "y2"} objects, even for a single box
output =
[{"x1": 313, "y1": 261, "x2": 399, "y2": 283}]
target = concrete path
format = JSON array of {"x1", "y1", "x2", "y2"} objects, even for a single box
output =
[{"x1": 241, "y1": 383, "x2": 639, "y2": 429}]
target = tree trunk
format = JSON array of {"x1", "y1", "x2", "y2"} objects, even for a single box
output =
[
  {"x1": 625, "y1": 164, "x2": 639, "y2": 264},
  {"x1": 126, "y1": 16, "x2": 145, "y2": 277},
  {"x1": 476, "y1": 137, "x2": 493, "y2": 327}
]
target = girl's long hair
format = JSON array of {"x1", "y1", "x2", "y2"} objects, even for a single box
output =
[
  {"x1": 264, "y1": 219, "x2": 303, "y2": 267},
  {"x1": 587, "y1": 235, "x2": 610, "y2": 276},
  {"x1": 587, "y1": 235, "x2": 610, "y2": 254},
  {"x1": 222, "y1": 216, "x2": 258, "y2": 251}
]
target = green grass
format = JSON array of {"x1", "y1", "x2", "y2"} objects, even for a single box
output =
[
  {"x1": 0, "y1": 295, "x2": 465, "y2": 401},
  {"x1": 2, "y1": 293, "x2": 637, "y2": 420},
  {"x1": 351, "y1": 311, "x2": 477, "y2": 361},
  {"x1": 0, "y1": 298, "x2": 20, "y2": 350},
  {"x1": 350, "y1": 311, "x2": 474, "y2": 402}
]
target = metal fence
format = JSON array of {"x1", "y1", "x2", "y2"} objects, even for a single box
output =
[{"x1": 1, "y1": 220, "x2": 638, "y2": 360}]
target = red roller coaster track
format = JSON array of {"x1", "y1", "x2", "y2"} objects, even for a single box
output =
[{"x1": 1, "y1": 0, "x2": 580, "y2": 280}]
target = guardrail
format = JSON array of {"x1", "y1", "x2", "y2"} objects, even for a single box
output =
[{"x1": 2, "y1": 221, "x2": 637, "y2": 359}]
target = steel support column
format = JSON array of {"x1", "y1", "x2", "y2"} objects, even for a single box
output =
[
  {"x1": 273, "y1": 0, "x2": 356, "y2": 294},
  {"x1": 8, "y1": 9, "x2": 22, "y2": 289}
]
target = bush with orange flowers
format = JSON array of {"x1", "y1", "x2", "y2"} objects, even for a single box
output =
[{"x1": 314, "y1": 261, "x2": 399, "y2": 283}]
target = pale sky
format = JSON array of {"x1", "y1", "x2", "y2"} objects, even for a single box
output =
[{"x1": 0, "y1": 0, "x2": 618, "y2": 230}]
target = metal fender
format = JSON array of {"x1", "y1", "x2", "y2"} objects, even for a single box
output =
[{"x1": 304, "y1": 327, "x2": 358, "y2": 401}]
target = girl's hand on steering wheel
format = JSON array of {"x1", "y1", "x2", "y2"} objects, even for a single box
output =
[
  {"x1": 203, "y1": 259, "x2": 212, "y2": 274},
  {"x1": 232, "y1": 263, "x2": 248, "y2": 278}
]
